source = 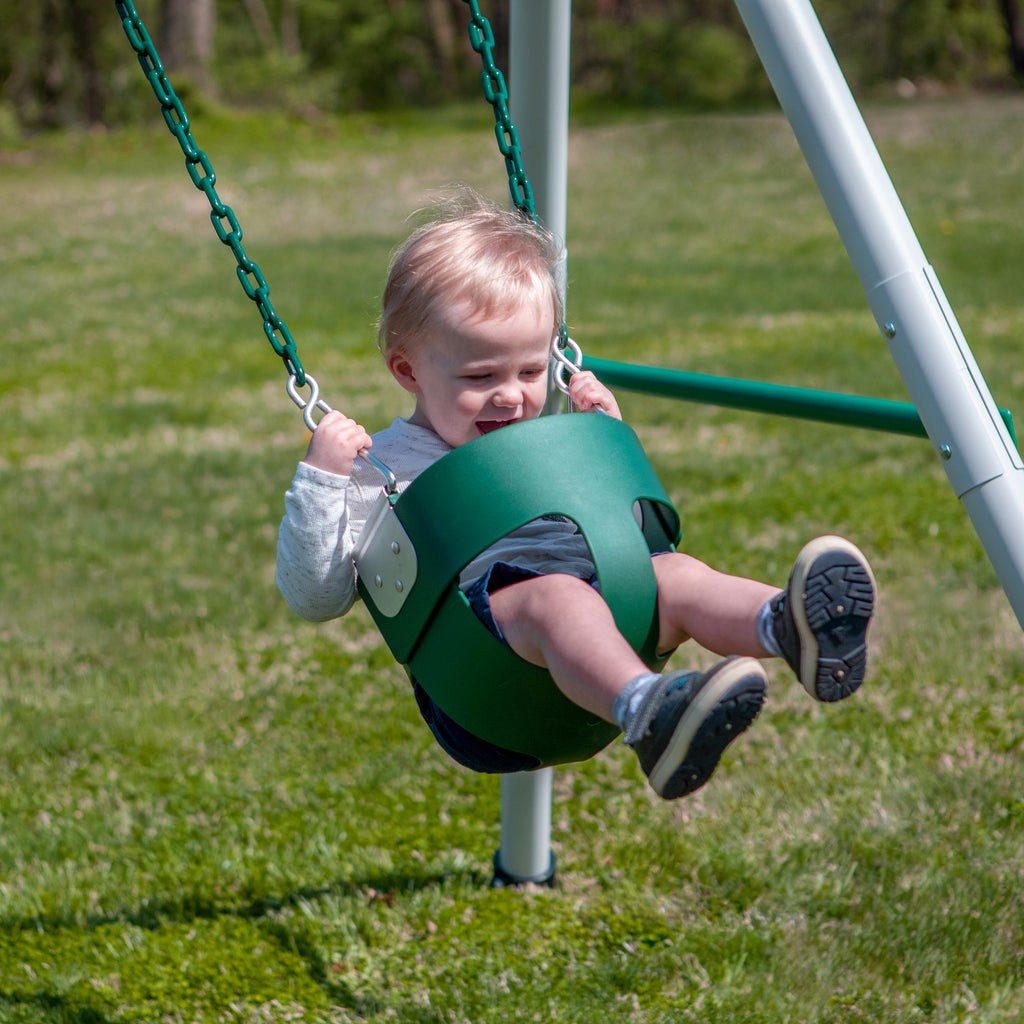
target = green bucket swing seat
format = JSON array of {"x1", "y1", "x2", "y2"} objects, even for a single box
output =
[{"x1": 355, "y1": 412, "x2": 682, "y2": 768}]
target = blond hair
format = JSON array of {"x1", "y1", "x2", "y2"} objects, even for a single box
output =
[{"x1": 378, "y1": 187, "x2": 564, "y2": 355}]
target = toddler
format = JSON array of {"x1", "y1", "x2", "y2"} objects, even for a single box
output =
[{"x1": 276, "y1": 188, "x2": 875, "y2": 798}]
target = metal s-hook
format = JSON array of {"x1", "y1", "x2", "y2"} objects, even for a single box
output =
[
  {"x1": 551, "y1": 334, "x2": 584, "y2": 411},
  {"x1": 286, "y1": 374, "x2": 399, "y2": 496},
  {"x1": 286, "y1": 372, "x2": 331, "y2": 432}
]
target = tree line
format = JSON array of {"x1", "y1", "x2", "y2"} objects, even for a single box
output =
[{"x1": 1, "y1": 0, "x2": 1022, "y2": 136}]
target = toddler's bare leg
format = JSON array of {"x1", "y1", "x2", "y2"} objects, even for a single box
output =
[
  {"x1": 652, "y1": 552, "x2": 776, "y2": 657},
  {"x1": 490, "y1": 570, "x2": 769, "y2": 802},
  {"x1": 488, "y1": 573, "x2": 649, "y2": 723}
]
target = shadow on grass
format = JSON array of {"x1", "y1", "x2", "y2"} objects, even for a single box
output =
[
  {"x1": 239, "y1": 866, "x2": 491, "y2": 920},
  {"x1": 3, "y1": 867, "x2": 487, "y2": 1018},
  {"x1": 0, "y1": 992, "x2": 114, "y2": 1024},
  {"x1": 9, "y1": 865, "x2": 485, "y2": 936}
]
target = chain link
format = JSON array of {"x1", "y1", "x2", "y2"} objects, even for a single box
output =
[
  {"x1": 462, "y1": 1, "x2": 581, "y2": 397},
  {"x1": 463, "y1": 0, "x2": 536, "y2": 220},
  {"x1": 114, "y1": 0, "x2": 306, "y2": 387}
]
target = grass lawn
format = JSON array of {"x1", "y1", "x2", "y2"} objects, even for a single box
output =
[{"x1": 2, "y1": 88, "x2": 1024, "y2": 1023}]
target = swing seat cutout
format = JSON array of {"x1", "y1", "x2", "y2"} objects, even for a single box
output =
[{"x1": 355, "y1": 413, "x2": 682, "y2": 768}]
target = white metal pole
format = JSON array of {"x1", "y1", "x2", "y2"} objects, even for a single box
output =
[
  {"x1": 493, "y1": 767, "x2": 556, "y2": 887},
  {"x1": 494, "y1": 0, "x2": 572, "y2": 888},
  {"x1": 510, "y1": 0, "x2": 571, "y2": 240},
  {"x1": 735, "y1": 0, "x2": 1024, "y2": 630}
]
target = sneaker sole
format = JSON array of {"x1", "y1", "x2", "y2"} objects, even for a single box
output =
[
  {"x1": 649, "y1": 657, "x2": 766, "y2": 799},
  {"x1": 789, "y1": 535, "x2": 877, "y2": 702}
]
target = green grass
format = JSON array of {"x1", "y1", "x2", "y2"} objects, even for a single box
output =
[{"x1": 2, "y1": 94, "x2": 1024, "y2": 1022}]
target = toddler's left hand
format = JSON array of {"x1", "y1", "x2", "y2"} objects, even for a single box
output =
[{"x1": 568, "y1": 370, "x2": 622, "y2": 419}]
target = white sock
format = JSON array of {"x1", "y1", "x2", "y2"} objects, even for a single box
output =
[
  {"x1": 756, "y1": 598, "x2": 781, "y2": 657},
  {"x1": 612, "y1": 672, "x2": 660, "y2": 732}
]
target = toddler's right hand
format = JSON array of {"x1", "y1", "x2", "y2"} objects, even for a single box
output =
[{"x1": 301, "y1": 411, "x2": 372, "y2": 477}]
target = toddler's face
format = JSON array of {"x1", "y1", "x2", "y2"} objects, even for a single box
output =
[{"x1": 390, "y1": 297, "x2": 556, "y2": 449}]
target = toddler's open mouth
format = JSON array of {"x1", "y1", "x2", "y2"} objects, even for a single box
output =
[{"x1": 476, "y1": 419, "x2": 516, "y2": 435}]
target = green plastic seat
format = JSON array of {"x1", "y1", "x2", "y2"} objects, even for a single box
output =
[{"x1": 355, "y1": 413, "x2": 681, "y2": 767}]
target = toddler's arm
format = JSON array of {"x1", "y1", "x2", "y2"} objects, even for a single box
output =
[
  {"x1": 276, "y1": 409, "x2": 371, "y2": 623},
  {"x1": 568, "y1": 370, "x2": 622, "y2": 419},
  {"x1": 276, "y1": 463, "x2": 360, "y2": 621}
]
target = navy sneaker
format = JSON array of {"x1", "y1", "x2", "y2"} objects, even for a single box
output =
[
  {"x1": 770, "y1": 536, "x2": 876, "y2": 702},
  {"x1": 623, "y1": 657, "x2": 766, "y2": 800}
]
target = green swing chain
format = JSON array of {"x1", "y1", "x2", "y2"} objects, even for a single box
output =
[
  {"x1": 116, "y1": 0, "x2": 579, "y2": 418},
  {"x1": 114, "y1": 0, "x2": 306, "y2": 391},
  {"x1": 462, "y1": 0, "x2": 535, "y2": 220},
  {"x1": 462, "y1": 0, "x2": 583, "y2": 390}
]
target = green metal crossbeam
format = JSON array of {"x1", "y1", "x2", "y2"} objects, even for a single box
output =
[{"x1": 584, "y1": 355, "x2": 1017, "y2": 447}]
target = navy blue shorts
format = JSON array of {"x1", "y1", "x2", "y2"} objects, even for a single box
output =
[{"x1": 412, "y1": 562, "x2": 549, "y2": 774}]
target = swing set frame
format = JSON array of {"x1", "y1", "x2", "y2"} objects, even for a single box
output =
[
  {"x1": 116, "y1": 0, "x2": 1024, "y2": 888},
  {"x1": 501, "y1": 0, "x2": 1024, "y2": 886}
]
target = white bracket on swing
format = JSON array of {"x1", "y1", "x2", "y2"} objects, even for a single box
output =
[{"x1": 354, "y1": 491, "x2": 418, "y2": 618}]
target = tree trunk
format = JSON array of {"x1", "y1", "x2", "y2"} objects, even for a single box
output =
[
  {"x1": 68, "y1": 0, "x2": 105, "y2": 124},
  {"x1": 241, "y1": 0, "x2": 278, "y2": 53},
  {"x1": 998, "y1": 0, "x2": 1024, "y2": 76},
  {"x1": 281, "y1": 0, "x2": 301, "y2": 58},
  {"x1": 426, "y1": 0, "x2": 459, "y2": 93},
  {"x1": 159, "y1": 0, "x2": 216, "y2": 92}
]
